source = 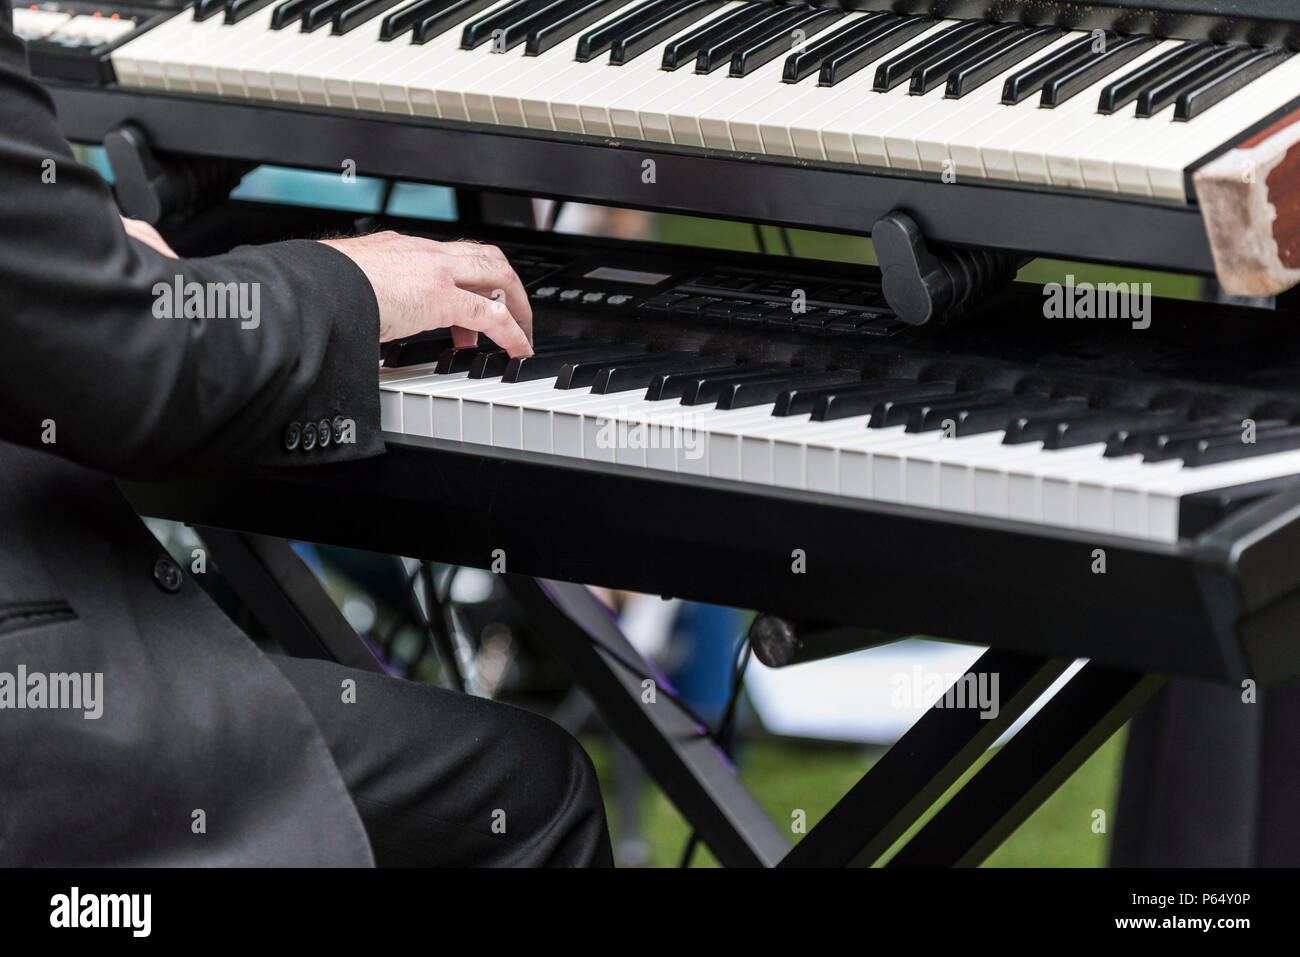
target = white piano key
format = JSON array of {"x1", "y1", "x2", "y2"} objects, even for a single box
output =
[{"x1": 456, "y1": 0, "x2": 646, "y2": 125}]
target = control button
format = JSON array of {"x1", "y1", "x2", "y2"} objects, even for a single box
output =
[
  {"x1": 700, "y1": 300, "x2": 738, "y2": 324},
  {"x1": 733, "y1": 300, "x2": 784, "y2": 326},
  {"x1": 152, "y1": 556, "x2": 184, "y2": 593},
  {"x1": 606, "y1": 294, "x2": 634, "y2": 307},
  {"x1": 283, "y1": 422, "x2": 301, "y2": 451},
  {"x1": 532, "y1": 285, "x2": 559, "y2": 300},
  {"x1": 581, "y1": 291, "x2": 606, "y2": 305},
  {"x1": 667, "y1": 296, "x2": 724, "y2": 319},
  {"x1": 638, "y1": 293, "x2": 689, "y2": 315},
  {"x1": 558, "y1": 289, "x2": 583, "y2": 302},
  {"x1": 794, "y1": 309, "x2": 836, "y2": 333},
  {"x1": 763, "y1": 304, "x2": 798, "y2": 329},
  {"x1": 859, "y1": 317, "x2": 906, "y2": 337}
]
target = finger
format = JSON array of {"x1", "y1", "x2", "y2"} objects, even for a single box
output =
[
  {"x1": 446, "y1": 288, "x2": 532, "y2": 357},
  {"x1": 451, "y1": 326, "x2": 478, "y2": 349},
  {"x1": 121, "y1": 217, "x2": 179, "y2": 259},
  {"x1": 438, "y1": 246, "x2": 533, "y2": 346}
]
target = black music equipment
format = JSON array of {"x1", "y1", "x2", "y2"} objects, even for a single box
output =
[{"x1": 18, "y1": 0, "x2": 1300, "y2": 866}]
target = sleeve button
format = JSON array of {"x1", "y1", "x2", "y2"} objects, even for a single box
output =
[
  {"x1": 283, "y1": 422, "x2": 302, "y2": 451},
  {"x1": 316, "y1": 417, "x2": 333, "y2": 449},
  {"x1": 152, "y1": 556, "x2": 184, "y2": 593},
  {"x1": 301, "y1": 421, "x2": 318, "y2": 451}
]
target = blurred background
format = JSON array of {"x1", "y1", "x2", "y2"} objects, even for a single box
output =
[{"x1": 87, "y1": 148, "x2": 1208, "y2": 867}]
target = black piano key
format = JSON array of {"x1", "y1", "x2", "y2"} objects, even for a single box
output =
[
  {"x1": 874, "y1": 19, "x2": 990, "y2": 92},
  {"x1": 873, "y1": 388, "x2": 1013, "y2": 430},
  {"x1": 661, "y1": 3, "x2": 772, "y2": 70},
  {"x1": 773, "y1": 376, "x2": 903, "y2": 417},
  {"x1": 226, "y1": 0, "x2": 278, "y2": 23},
  {"x1": 591, "y1": 354, "x2": 735, "y2": 394},
  {"x1": 526, "y1": 0, "x2": 629, "y2": 55},
  {"x1": 1005, "y1": 409, "x2": 1182, "y2": 449},
  {"x1": 270, "y1": 0, "x2": 317, "y2": 29},
  {"x1": 817, "y1": 15, "x2": 934, "y2": 86},
  {"x1": 332, "y1": 0, "x2": 406, "y2": 33},
  {"x1": 783, "y1": 10, "x2": 895, "y2": 83},
  {"x1": 1135, "y1": 44, "x2": 1249, "y2": 117},
  {"x1": 1103, "y1": 416, "x2": 1262, "y2": 459},
  {"x1": 679, "y1": 365, "x2": 794, "y2": 405},
  {"x1": 910, "y1": 392, "x2": 1032, "y2": 432},
  {"x1": 435, "y1": 345, "x2": 489, "y2": 374},
  {"x1": 461, "y1": 0, "x2": 552, "y2": 49},
  {"x1": 610, "y1": 0, "x2": 724, "y2": 65},
  {"x1": 557, "y1": 350, "x2": 689, "y2": 389},
  {"x1": 506, "y1": 345, "x2": 645, "y2": 383},
  {"x1": 470, "y1": 349, "x2": 511, "y2": 378},
  {"x1": 576, "y1": 0, "x2": 677, "y2": 61},
  {"x1": 645, "y1": 362, "x2": 762, "y2": 401},
  {"x1": 730, "y1": 8, "x2": 843, "y2": 77},
  {"x1": 468, "y1": 337, "x2": 581, "y2": 378},
  {"x1": 1178, "y1": 424, "x2": 1300, "y2": 467},
  {"x1": 1096, "y1": 40, "x2": 1209, "y2": 114},
  {"x1": 381, "y1": 0, "x2": 443, "y2": 39},
  {"x1": 717, "y1": 370, "x2": 860, "y2": 410},
  {"x1": 1001, "y1": 32, "x2": 1110, "y2": 104},
  {"x1": 945, "y1": 26, "x2": 1061, "y2": 98},
  {"x1": 498, "y1": 0, "x2": 590, "y2": 52},
  {"x1": 908, "y1": 22, "x2": 1027, "y2": 96},
  {"x1": 194, "y1": 0, "x2": 229, "y2": 21},
  {"x1": 1038, "y1": 33, "x2": 1157, "y2": 106},
  {"x1": 813, "y1": 381, "x2": 956, "y2": 422},
  {"x1": 1174, "y1": 47, "x2": 1292, "y2": 121},
  {"x1": 302, "y1": 0, "x2": 352, "y2": 32},
  {"x1": 695, "y1": 5, "x2": 808, "y2": 75},
  {"x1": 410, "y1": 0, "x2": 500, "y2": 41},
  {"x1": 939, "y1": 397, "x2": 1088, "y2": 437}
]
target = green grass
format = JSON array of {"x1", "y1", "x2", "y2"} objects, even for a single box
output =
[{"x1": 583, "y1": 726, "x2": 1126, "y2": 868}]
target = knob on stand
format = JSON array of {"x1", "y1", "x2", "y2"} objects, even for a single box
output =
[
  {"x1": 872, "y1": 210, "x2": 1029, "y2": 326},
  {"x1": 104, "y1": 123, "x2": 254, "y2": 228}
]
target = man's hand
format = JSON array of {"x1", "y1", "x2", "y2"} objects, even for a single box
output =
[
  {"x1": 121, "y1": 216, "x2": 178, "y2": 258},
  {"x1": 319, "y1": 232, "x2": 533, "y2": 356}
]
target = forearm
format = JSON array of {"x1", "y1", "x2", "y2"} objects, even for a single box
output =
[{"x1": 0, "y1": 27, "x2": 384, "y2": 478}]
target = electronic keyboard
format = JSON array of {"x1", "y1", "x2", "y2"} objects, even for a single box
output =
[
  {"x1": 118, "y1": 213, "x2": 1300, "y2": 686},
  {"x1": 101, "y1": 0, "x2": 1299, "y2": 203},
  {"x1": 21, "y1": 0, "x2": 1300, "y2": 292}
]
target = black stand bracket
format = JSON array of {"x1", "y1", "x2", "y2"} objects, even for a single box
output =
[
  {"x1": 872, "y1": 210, "x2": 1030, "y2": 326},
  {"x1": 104, "y1": 123, "x2": 254, "y2": 227}
]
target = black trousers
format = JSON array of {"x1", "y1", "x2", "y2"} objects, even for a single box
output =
[
  {"x1": 271, "y1": 655, "x2": 614, "y2": 867},
  {"x1": 1112, "y1": 677, "x2": 1300, "y2": 866}
]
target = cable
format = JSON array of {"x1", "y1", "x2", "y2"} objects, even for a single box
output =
[
  {"x1": 420, "y1": 562, "x2": 466, "y2": 692},
  {"x1": 679, "y1": 633, "x2": 753, "y2": 868},
  {"x1": 777, "y1": 226, "x2": 794, "y2": 257},
  {"x1": 378, "y1": 178, "x2": 396, "y2": 216},
  {"x1": 376, "y1": 561, "x2": 423, "y2": 652}
]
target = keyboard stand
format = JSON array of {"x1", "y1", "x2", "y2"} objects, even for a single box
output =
[{"x1": 182, "y1": 526, "x2": 1164, "y2": 866}]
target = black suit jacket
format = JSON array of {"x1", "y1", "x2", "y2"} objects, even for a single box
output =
[{"x1": 1, "y1": 17, "x2": 382, "y2": 864}]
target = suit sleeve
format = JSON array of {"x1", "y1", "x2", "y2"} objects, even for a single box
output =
[{"x1": 0, "y1": 23, "x2": 385, "y2": 479}]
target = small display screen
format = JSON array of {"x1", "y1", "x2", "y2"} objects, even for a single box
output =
[{"x1": 583, "y1": 266, "x2": 671, "y2": 286}]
